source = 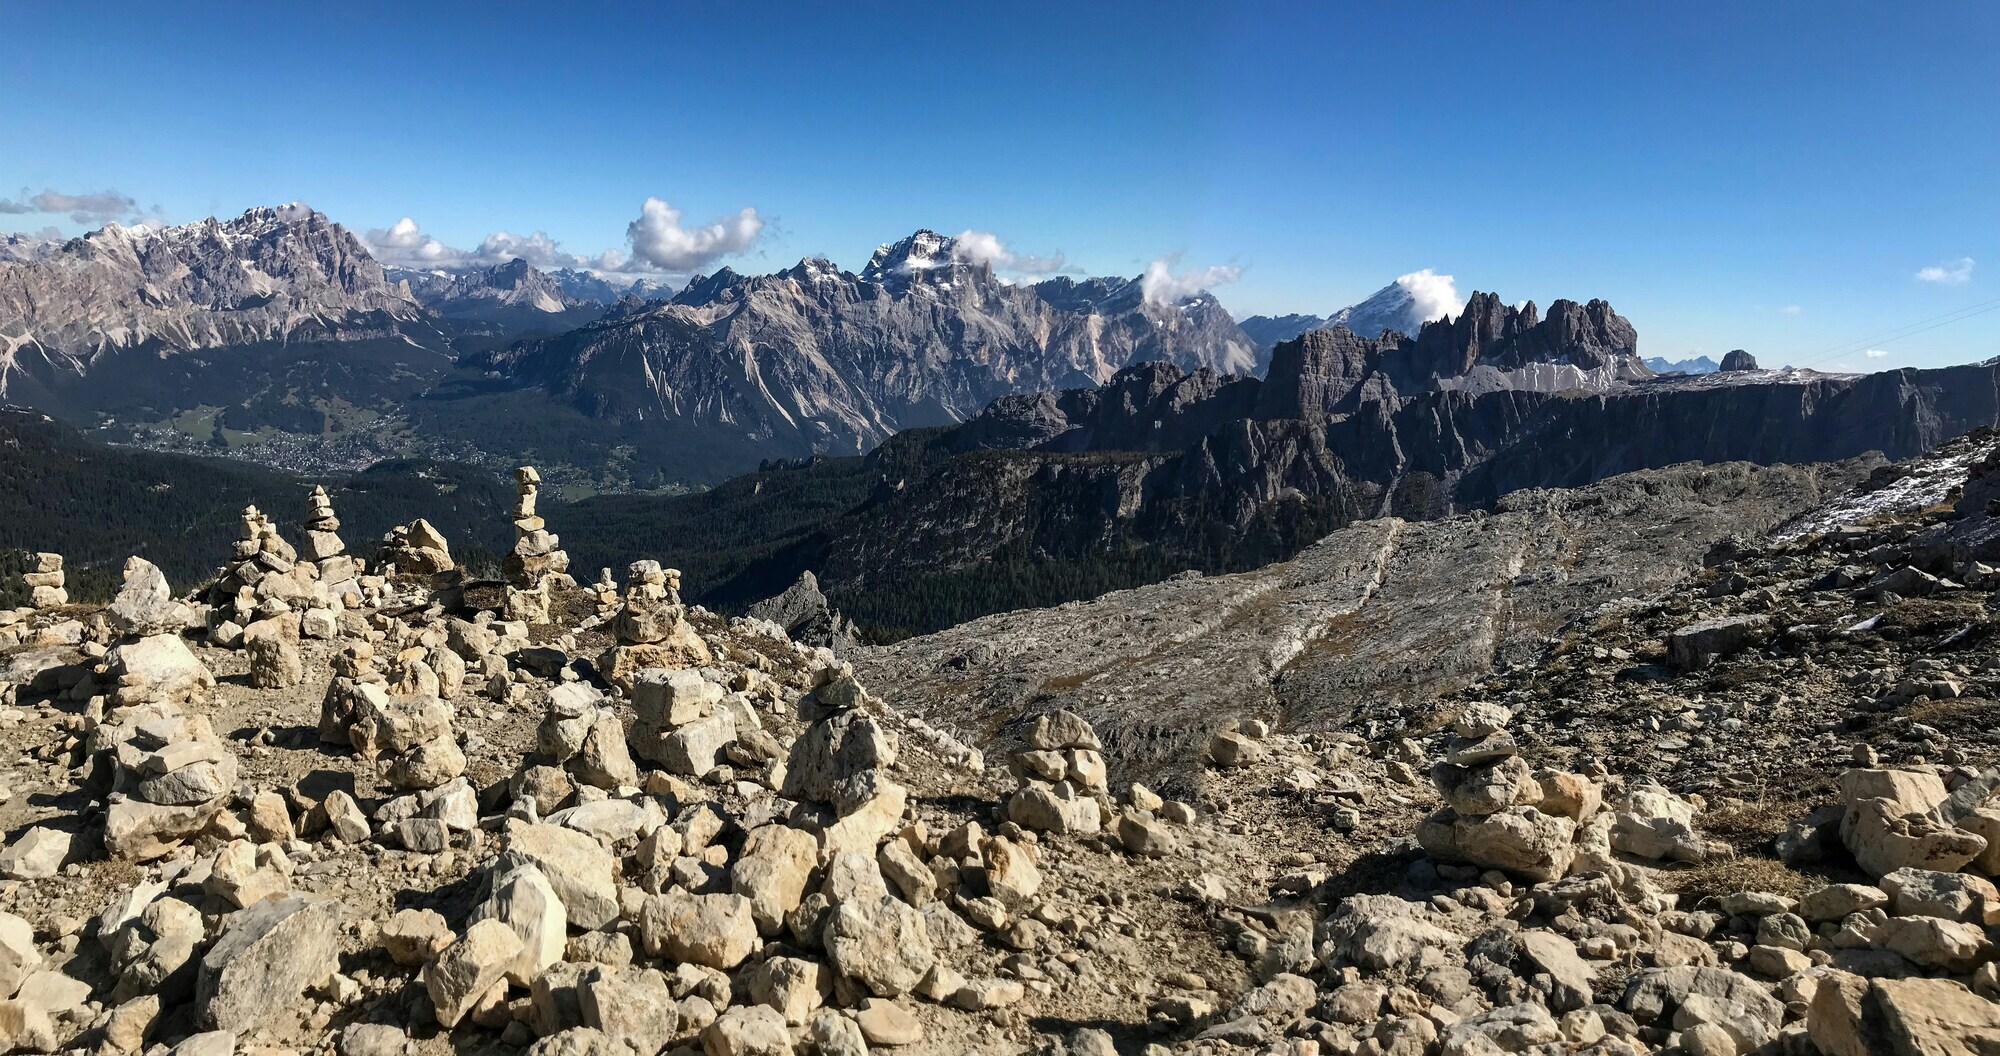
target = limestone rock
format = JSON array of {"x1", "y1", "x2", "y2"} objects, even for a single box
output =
[
  {"x1": 639, "y1": 890, "x2": 757, "y2": 970},
  {"x1": 825, "y1": 894, "x2": 936, "y2": 997},
  {"x1": 196, "y1": 897, "x2": 340, "y2": 1032},
  {"x1": 426, "y1": 918, "x2": 523, "y2": 1029},
  {"x1": 497, "y1": 823, "x2": 621, "y2": 930},
  {"x1": 0, "y1": 827, "x2": 69, "y2": 880}
]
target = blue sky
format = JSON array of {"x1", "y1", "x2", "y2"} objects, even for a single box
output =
[{"x1": 4, "y1": 1, "x2": 1995, "y2": 369}]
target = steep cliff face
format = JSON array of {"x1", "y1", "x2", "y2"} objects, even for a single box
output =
[{"x1": 748, "y1": 351, "x2": 2000, "y2": 637}]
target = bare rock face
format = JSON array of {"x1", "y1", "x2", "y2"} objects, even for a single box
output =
[
  {"x1": 1720, "y1": 349, "x2": 1760, "y2": 372},
  {"x1": 856, "y1": 458, "x2": 1861, "y2": 774},
  {"x1": 744, "y1": 571, "x2": 857, "y2": 655},
  {"x1": 470, "y1": 231, "x2": 1259, "y2": 473},
  {"x1": 0, "y1": 206, "x2": 424, "y2": 366}
]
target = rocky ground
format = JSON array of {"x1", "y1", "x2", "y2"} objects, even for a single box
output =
[
  {"x1": 856, "y1": 458, "x2": 1873, "y2": 783},
  {"x1": 0, "y1": 438, "x2": 1994, "y2": 1056}
]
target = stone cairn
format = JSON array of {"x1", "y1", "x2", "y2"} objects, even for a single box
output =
[
  {"x1": 1415, "y1": 700, "x2": 1717, "y2": 884},
  {"x1": 1005, "y1": 710, "x2": 1109, "y2": 838},
  {"x1": 318, "y1": 643, "x2": 465, "y2": 795},
  {"x1": 104, "y1": 557, "x2": 213, "y2": 710},
  {"x1": 378, "y1": 518, "x2": 454, "y2": 576},
  {"x1": 23, "y1": 553, "x2": 65, "y2": 609},
  {"x1": 532, "y1": 680, "x2": 640, "y2": 801},
  {"x1": 597, "y1": 560, "x2": 712, "y2": 690},
  {"x1": 93, "y1": 700, "x2": 241, "y2": 861},
  {"x1": 503, "y1": 466, "x2": 571, "y2": 623},
  {"x1": 589, "y1": 568, "x2": 621, "y2": 619},
  {"x1": 206, "y1": 505, "x2": 293, "y2": 634},
  {"x1": 779, "y1": 662, "x2": 911, "y2": 860},
  {"x1": 629, "y1": 669, "x2": 739, "y2": 781},
  {"x1": 299, "y1": 485, "x2": 362, "y2": 611},
  {"x1": 86, "y1": 558, "x2": 233, "y2": 860},
  {"x1": 202, "y1": 500, "x2": 359, "y2": 660}
]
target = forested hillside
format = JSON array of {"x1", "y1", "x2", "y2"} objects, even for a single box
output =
[{"x1": 0, "y1": 409, "x2": 514, "y2": 596}]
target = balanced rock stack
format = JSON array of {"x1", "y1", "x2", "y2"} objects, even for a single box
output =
[
  {"x1": 629, "y1": 669, "x2": 741, "y2": 780},
  {"x1": 23, "y1": 553, "x2": 65, "y2": 608},
  {"x1": 781, "y1": 663, "x2": 910, "y2": 861},
  {"x1": 103, "y1": 557, "x2": 214, "y2": 709},
  {"x1": 1006, "y1": 710, "x2": 1108, "y2": 837},
  {"x1": 1417, "y1": 701, "x2": 1715, "y2": 884},
  {"x1": 300, "y1": 485, "x2": 343, "y2": 561},
  {"x1": 223, "y1": 505, "x2": 299, "y2": 601},
  {"x1": 589, "y1": 567, "x2": 620, "y2": 618},
  {"x1": 92, "y1": 700, "x2": 240, "y2": 859},
  {"x1": 1416, "y1": 702, "x2": 1589, "y2": 882},
  {"x1": 535, "y1": 680, "x2": 640, "y2": 795},
  {"x1": 318, "y1": 645, "x2": 465, "y2": 792},
  {"x1": 598, "y1": 560, "x2": 712, "y2": 690},
  {"x1": 299, "y1": 485, "x2": 362, "y2": 609},
  {"x1": 503, "y1": 466, "x2": 571, "y2": 623},
  {"x1": 199, "y1": 503, "x2": 347, "y2": 652},
  {"x1": 378, "y1": 518, "x2": 454, "y2": 576}
]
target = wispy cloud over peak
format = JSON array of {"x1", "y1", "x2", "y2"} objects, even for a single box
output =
[
  {"x1": 951, "y1": 230, "x2": 1066, "y2": 277},
  {"x1": 1140, "y1": 252, "x2": 1243, "y2": 306}
]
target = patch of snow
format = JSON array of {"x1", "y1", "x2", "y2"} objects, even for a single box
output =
[{"x1": 1776, "y1": 436, "x2": 1999, "y2": 540}]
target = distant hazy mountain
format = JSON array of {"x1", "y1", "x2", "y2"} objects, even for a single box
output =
[
  {"x1": 0, "y1": 205, "x2": 456, "y2": 436},
  {"x1": 0, "y1": 233, "x2": 58, "y2": 265},
  {"x1": 1646, "y1": 355, "x2": 1720, "y2": 374},
  {"x1": 391, "y1": 261, "x2": 674, "y2": 314},
  {"x1": 464, "y1": 229, "x2": 1260, "y2": 477},
  {"x1": 547, "y1": 268, "x2": 675, "y2": 305},
  {"x1": 1235, "y1": 313, "x2": 1327, "y2": 354},
  {"x1": 392, "y1": 258, "x2": 586, "y2": 314},
  {"x1": 0, "y1": 205, "x2": 426, "y2": 367}
]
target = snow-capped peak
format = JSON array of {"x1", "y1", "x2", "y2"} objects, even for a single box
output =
[
  {"x1": 1328, "y1": 268, "x2": 1464, "y2": 338},
  {"x1": 862, "y1": 230, "x2": 961, "y2": 284}
]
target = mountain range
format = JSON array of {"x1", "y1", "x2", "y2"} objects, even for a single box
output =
[
  {"x1": 0, "y1": 210, "x2": 1267, "y2": 483},
  {"x1": 8, "y1": 202, "x2": 2000, "y2": 641},
  {"x1": 10, "y1": 199, "x2": 1999, "y2": 638},
  {"x1": 458, "y1": 230, "x2": 1261, "y2": 471}
]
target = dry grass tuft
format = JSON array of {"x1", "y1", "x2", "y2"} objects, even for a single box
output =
[{"x1": 1664, "y1": 855, "x2": 1818, "y2": 904}]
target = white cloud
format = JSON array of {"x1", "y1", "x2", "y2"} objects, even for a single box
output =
[
  {"x1": 626, "y1": 198, "x2": 763, "y2": 272},
  {"x1": 366, "y1": 197, "x2": 762, "y2": 278},
  {"x1": 473, "y1": 230, "x2": 576, "y2": 270},
  {"x1": 951, "y1": 229, "x2": 1066, "y2": 276},
  {"x1": 1916, "y1": 257, "x2": 1975, "y2": 285},
  {"x1": 365, "y1": 217, "x2": 468, "y2": 268},
  {"x1": 1393, "y1": 267, "x2": 1463, "y2": 324},
  {"x1": 1140, "y1": 252, "x2": 1242, "y2": 306},
  {"x1": 1864, "y1": 348, "x2": 1888, "y2": 358},
  {"x1": 1781, "y1": 305, "x2": 1803, "y2": 315},
  {"x1": 0, "y1": 187, "x2": 142, "y2": 225}
]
